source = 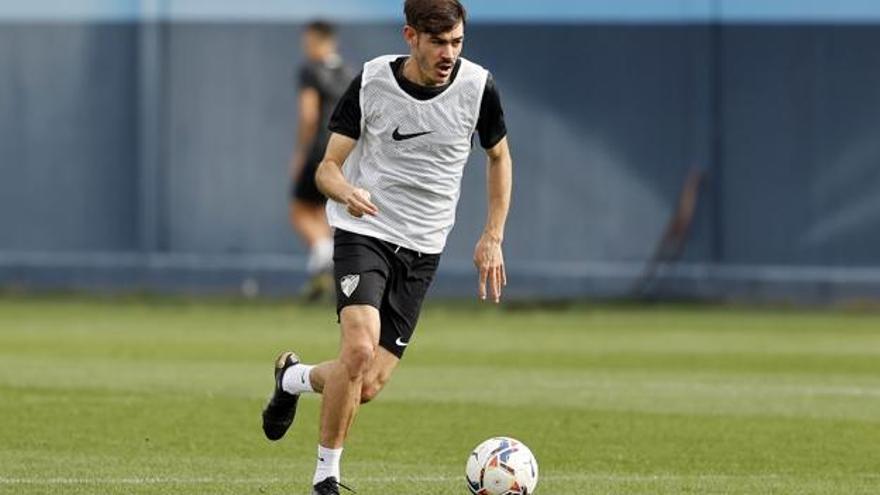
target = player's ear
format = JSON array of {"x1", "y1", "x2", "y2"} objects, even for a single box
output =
[{"x1": 403, "y1": 25, "x2": 417, "y2": 48}]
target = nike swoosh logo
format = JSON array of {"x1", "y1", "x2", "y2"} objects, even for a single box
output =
[
  {"x1": 395, "y1": 337, "x2": 410, "y2": 347},
  {"x1": 392, "y1": 127, "x2": 433, "y2": 141}
]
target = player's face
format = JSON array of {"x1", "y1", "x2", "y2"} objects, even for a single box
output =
[
  {"x1": 302, "y1": 31, "x2": 332, "y2": 61},
  {"x1": 408, "y1": 22, "x2": 464, "y2": 86},
  {"x1": 302, "y1": 31, "x2": 317, "y2": 59}
]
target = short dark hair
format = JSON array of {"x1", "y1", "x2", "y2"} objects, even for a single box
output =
[
  {"x1": 305, "y1": 20, "x2": 336, "y2": 39},
  {"x1": 404, "y1": 0, "x2": 467, "y2": 35}
]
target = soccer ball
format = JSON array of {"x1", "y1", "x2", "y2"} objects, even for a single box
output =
[{"x1": 465, "y1": 437, "x2": 539, "y2": 495}]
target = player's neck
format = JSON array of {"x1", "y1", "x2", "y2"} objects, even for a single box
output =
[
  {"x1": 309, "y1": 53, "x2": 341, "y2": 70},
  {"x1": 402, "y1": 57, "x2": 441, "y2": 88}
]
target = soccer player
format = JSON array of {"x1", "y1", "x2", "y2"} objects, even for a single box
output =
[
  {"x1": 262, "y1": 1, "x2": 511, "y2": 493},
  {"x1": 289, "y1": 20, "x2": 352, "y2": 300}
]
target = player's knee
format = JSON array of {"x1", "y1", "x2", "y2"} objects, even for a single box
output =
[
  {"x1": 340, "y1": 344, "x2": 373, "y2": 379},
  {"x1": 359, "y1": 385, "x2": 377, "y2": 404},
  {"x1": 360, "y1": 378, "x2": 387, "y2": 404}
]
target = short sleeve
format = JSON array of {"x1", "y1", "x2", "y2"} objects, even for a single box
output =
[
  {"x1": 476, "y1": 73, "x2": 508, "y2": 149},
  {"x1": 328, "y1": 73, "x2": 363, "y2": 140},
  {"x1": 298, "y1": 65, "x2": 319, "y2": 91}
]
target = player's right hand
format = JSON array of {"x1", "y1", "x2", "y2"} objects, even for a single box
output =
[{"x1": 343, "y1": 187, "x2": 378, "y2": 218}]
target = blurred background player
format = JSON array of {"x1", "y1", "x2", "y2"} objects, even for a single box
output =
[{"x1": 289, "y1": 20, "x2": 352, "y2": 301}]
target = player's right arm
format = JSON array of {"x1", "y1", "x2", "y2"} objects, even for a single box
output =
[
  {"x1": 316, "y1": 72, "x2": 376, "y2": 218},
  {"x1": 290, "y1": 65, "x2": 323, "y2": 180},
  {"x1": 290, "y1": 87, "x2": 321, "y2": 179},
  {"x1": 315, "y1": 133, "x2": 378, "y2": 218}
]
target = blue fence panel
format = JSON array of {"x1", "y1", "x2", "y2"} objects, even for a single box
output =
[
  {"x1": 0, "y1": 23, "x2": 138, "y2": 251},
  {"x1": 2, "y1": 0, "x2": 880, "y2": 299}
]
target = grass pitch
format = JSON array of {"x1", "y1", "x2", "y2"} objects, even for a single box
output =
[{"x1": 0, "y1": 296, "x2": 878, "y2": 494}]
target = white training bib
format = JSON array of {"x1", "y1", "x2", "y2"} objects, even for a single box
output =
[{"x1": 327, "y1": 55, "x2": 489, "y2": 254}]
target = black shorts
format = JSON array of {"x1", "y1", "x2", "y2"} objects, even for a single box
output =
[
  {"x1": 291, "y1": 159, "x2": 326, "y2": 205},
  {"x1": 333, "y1": 229, "x2": 441, "y2": 358}
]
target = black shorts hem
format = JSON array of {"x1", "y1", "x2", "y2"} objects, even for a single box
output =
[
  {"x1": 335, "y1": 300, "x2": 382, "y2": 322},
  {"x1": 377, "y1": 339, "x2": 404, "y2": 359},
  {"x1": 290, "y1": 160, "x2": 326, "y2": 204},
  {"x1": 290, "y1": 192, "x2": 326, "y2": 206}
]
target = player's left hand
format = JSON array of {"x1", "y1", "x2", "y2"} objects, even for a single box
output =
[{"x1": 474, "y1": 233, "x2": 507, "y2": 303}]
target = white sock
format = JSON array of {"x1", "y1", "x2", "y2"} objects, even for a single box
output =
[
  {"x1": 313, "y1": 445, "x2": 343, "y2": 485},
  {"x1": 307, "y1": 237, "x2": 334, "y2": 274},
  {"x1": 281, "y1": 363, "x2": 315, "y2": 395}
]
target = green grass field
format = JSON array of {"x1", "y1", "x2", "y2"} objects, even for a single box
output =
[{"x1": 0, "y1": 296, "x2": 878, "y2": 494}]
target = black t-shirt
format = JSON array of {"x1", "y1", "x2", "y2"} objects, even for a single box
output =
[
  {"x1": 298, "y1": 58, "x2": 352, "y2": 162},
  {"x1": 328, "y1": 57, "x2": 507, "y2": 149}
]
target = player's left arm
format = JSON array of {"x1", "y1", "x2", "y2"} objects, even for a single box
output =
[{"x1": 475, "y1": 136, "x2": 512, "y2": 303}]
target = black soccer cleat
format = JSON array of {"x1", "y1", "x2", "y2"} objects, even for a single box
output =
[
  {"x1": 313, "y1": 477, "x2": 355, "y2": 495},
  {"x1": 261, "y1": 351, "x2": 301, "y2": 441}
]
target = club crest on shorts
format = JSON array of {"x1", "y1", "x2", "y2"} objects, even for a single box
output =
[{"x1": 340, "y1": 274, "x2": 360, "y2": 298}]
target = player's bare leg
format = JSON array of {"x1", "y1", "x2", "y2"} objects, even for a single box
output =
[
  {"x1": 291, "y1": 304, "x2": 382, "y2": 491},
  {"x1": 265, "y1": 307, "x2": 420, "y2": 495},
  {"x1": 309, "y1": 345, "x2": 398, "y2": 401},
  {"x1": 358, "y1": 346, "x2": 399, "y2": 403},
  {"x1": 290, "y1": 200, "x2": 334, "y2": 300},
  {"x1": 260, "y1": 316, "x2": 397, "y2": 442},
  {"x1": 319, "y1": 305, "x2": 380, "y2": 449},
  {"x1": 289, "y1": 200, "x2": 331, "y2": 248}
]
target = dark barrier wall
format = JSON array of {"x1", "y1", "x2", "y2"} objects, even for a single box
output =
[
  {"x1": 0, "y1": 23, "x2": 138, "y2": 251},
  {"x1": 720, "y1": 25, "x2": 880, "y2": 266},
  {"x1": 2, "y1": 20, "x2": 880, "y2": 298}
]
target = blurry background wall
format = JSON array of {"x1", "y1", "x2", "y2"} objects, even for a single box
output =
[{"x1": 2, "y1": 1, "x2": 880, "y2": 301}]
